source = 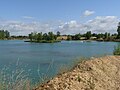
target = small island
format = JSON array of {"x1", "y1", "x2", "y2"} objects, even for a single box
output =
[{"x1": 25, "y1": 31, "x2": 61, "y2": 43}]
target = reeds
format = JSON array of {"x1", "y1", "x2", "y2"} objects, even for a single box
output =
[{"x1": 0, "y1": 60, "x2": 32, "y2": 90}]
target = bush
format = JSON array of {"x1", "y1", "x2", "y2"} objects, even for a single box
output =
[{"x1": 113, "y1": 44, "x2": 120, "y2": 55}]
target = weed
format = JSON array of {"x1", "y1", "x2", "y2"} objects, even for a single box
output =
[{"x1": 113, "y1": 44, "x2": 120, "y2": 55}]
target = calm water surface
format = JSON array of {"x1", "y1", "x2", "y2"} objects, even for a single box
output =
[{"x1": 0, "y1": 40, "x2": 119, "y2": 83}]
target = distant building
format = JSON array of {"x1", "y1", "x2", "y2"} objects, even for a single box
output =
[
  {"x1": 57, "y1": 35, "x2": 68, "y2": 40},
  {"x1": 80, "y1": 37, "x2": 86, "y2": 40},
  {"x1": 97, "y1": 38, "x2": 104, "y2": 41},
  {"x1": 90, "y1": 37, "x2": 97, "y2": 40}
]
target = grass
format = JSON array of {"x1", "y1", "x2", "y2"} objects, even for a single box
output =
[
  {"x1": 0, "y1": 59, "x2": 56, "y2": 90},
  {"x1": 0, "y1": 65, "x2": 32, "y2": 90},
  {"x1": 113, "y1": 44, "x2": 120, "y2": 55}
]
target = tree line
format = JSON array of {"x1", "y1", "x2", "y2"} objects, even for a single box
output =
[
  {"x1": 67, "y1": 31, "x2": 117, "y2": 40},
  {"x1": 28, "y1": 30, "x2": 119, "y2": 42},
  {"x1": 0, "y1": 30, "x2": 10, "y2": 39}
]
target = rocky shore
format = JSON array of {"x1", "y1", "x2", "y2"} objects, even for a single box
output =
[{"x1": 34, "y1": 56, "x2": 120, "y2": 90}]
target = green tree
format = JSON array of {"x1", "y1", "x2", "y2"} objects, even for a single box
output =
[
  {"x1": 74, "y1": 33, "x2": 81, "y2": 40},
  {"x1": 86, "y1": 31, "x2": 91, "y2": 39},
  {"x1": 33, "y1": 32, "x2": 38, "y2": 41},
  {"x1": 37, "y1": 32, "x2": 42, "y2": 41},
  {"x1": 29, "y1": 32, "x2": 33, "y2": 41},
  {"x1": 57, "y1": 31, "x2": 60, "y2": 37},
  {"x1": 43, "y1": 33, "x2": 48, "y2": 40},
  {"x1": 0, "y1": 30, "x2": 10, "y2": 39},
  {"x1": 96, "y1": 33, "x2": 104, "y2": 39},
  {"x1": 104, "y1": 32, "x2": 108, "y2": 39},
  {"x1": 67, "y1": 35, "x2": 72, "y2": 40},
  {"x1": 5, "y1": 30, "x2": 10, "y2": 38},
  {"x1": 117, "y1": 24, "x2": 120, "y2": 39},
  {"x1": 92, "y1": 33, "x2": 97, "y2": 37},
  {"x1": 54, "y1": 35, "x2": 57, "y2": 40},
  {"x1": 48, "y1": 32, "x2": 55, "y2": 40}
]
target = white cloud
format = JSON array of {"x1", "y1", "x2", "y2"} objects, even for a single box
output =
[
  {"x1": 57, "y1": 16, "x2": 119, "y2": 34},
  {"x1": 0, "y1": 21, "x2": 50, "y2": 35},
  {"x1": 83, "y1": 10, "x2": 95, "y2": 17},
  {"x1": 0, "y1": 16, "x2": 118, "y2": 35},
  {"x1": 85, "y1": 16, "x2": 118, "y2": 33},
  {"x1": 22, "y1": 16, "x2": 35, "y2": 19}
]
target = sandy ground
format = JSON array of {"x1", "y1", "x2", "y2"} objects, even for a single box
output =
[{"x1": 34, "y1": 56, "x2": 120, "y2": 90}]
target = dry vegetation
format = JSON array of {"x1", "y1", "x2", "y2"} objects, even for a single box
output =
[{"x1": 0, "y1": 63, "x2": 32, "y2": 90}]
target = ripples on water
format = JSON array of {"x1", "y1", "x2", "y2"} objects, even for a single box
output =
[{"x1": 0, "y1": 40, "x2": 119, "y2": 84}]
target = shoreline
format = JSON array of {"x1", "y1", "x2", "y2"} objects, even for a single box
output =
[
  {"x1": 34, "y1": 55, "x2": 120, "y2": 90},
  {"x1": 0, "y1": 39, "x2": 120, "y2": 43},
  {"x1": 24, "y1": 40, "x2": 61, "y2": 43},
  {"x1": 0, "y1": 39, "x2": 120, "y2": 42}
]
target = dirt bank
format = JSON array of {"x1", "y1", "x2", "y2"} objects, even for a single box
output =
[{"x1": 34, "y1": 56, "x2": 120, "y2": 90}]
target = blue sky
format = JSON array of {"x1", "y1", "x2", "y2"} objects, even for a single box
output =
[{"x1": 0, "y1": 0, "x2": 119, "y2": 35}]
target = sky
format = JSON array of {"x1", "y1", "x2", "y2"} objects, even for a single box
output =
[{"x1": 0, "y1": 0, "x2": 119, "y2": 35}]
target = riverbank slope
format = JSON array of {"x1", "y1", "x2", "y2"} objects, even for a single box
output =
[{"x1": 34, "y1": 56, "x2": 120, "y2": 90}]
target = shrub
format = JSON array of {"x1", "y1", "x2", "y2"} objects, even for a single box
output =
[{"x1": 113, "y1": 44, "x2": 120, "y2": 55}]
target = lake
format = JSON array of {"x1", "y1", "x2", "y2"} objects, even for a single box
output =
[{"x1": 0, "y1": 40, "x2": 119, "y2": 84}]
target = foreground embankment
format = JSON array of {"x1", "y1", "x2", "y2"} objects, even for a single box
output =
[{"x1": 34, "y1": 56, "x2": 120, "y2": 90}]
